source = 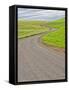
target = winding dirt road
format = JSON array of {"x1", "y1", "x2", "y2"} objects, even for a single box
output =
[{"x1": 18, "y1": 31, "x2": 65, "y2": 82}]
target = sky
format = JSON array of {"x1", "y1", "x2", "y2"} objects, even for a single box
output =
[{"x1": 18, "y1": 8, "x2": 65, "y2": 21}]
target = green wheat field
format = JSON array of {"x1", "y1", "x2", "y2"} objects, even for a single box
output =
[{"x1": 18, "y1": 18, "x2": 65, "y2": 48}]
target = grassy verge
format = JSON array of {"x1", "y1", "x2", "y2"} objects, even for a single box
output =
[
  {"x1": 18, "y1": 20, "x2": 48, "y2": 39},
  {"x1": 41, "y1": 18, "x2": 65, "y2": 48}
]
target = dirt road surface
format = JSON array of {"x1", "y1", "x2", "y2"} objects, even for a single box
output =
[{"x1": 18, "y1": 33, "x2": 65, "y2": 82}]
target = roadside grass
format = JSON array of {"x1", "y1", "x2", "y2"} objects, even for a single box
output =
[
  {"x1": 41, "y1": 18, "x2": 65, "y2": 48},
  {"x1": 18, "y1": 20, "x2": 48, "y2": 39}
]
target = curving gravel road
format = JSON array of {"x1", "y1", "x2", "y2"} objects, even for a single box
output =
[{"x1": 18, "y1": 32, "x2": 65, "y2": 82}]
